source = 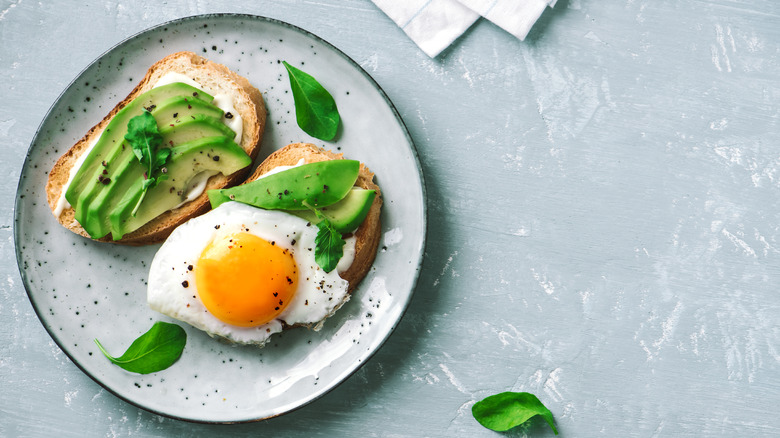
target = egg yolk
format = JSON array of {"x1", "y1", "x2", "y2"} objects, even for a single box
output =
[{"x1": 195, "y1": 231, "x2": 298, "y2": 327}]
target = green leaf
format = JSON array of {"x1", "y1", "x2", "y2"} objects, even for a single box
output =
[
  {"x1": 94, "y1": 321, "x2": 187, "y2": 374},
  {"x1": 123, "y1": 111, "x2": 170, "y2": 216},
  {"x1": 314, "y1": 213, "x2": 345, "y2": 273},
  {"x1": 283, "y1": 61, "x2": 340, "y2": 141},
  {"x1": 125, "y1": 110, "x2": 163, "y2": 168},
  {"x1": 154, "y1": 147, "x2": 172, "y2": 170},
  {"x1": 472, "y1": 392, "x2": 558, "y2": 435}
]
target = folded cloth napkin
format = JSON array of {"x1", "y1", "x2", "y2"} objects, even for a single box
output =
[{"x1": 371, "y1": 0, "x2": 556, "y2": 57}]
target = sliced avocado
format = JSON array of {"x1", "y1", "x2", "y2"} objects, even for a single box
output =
[
  {"x1": 158, "y1": 114, "x2": 236, "y2": 146},
  {"x1": 66, "y1": 82, "x2": 212, "y2": 207},
  {"x1": 79, "y1": 113, "x2": 236, "y2": 238},
  {"x1": 291, "y1": 187, "x2": 376, "y2": 233},
  {"x1": 208, "y1": 160, "x2": 360, "y2": 211},
  {"x1": 151, "y1": 95, "x2": 224, "y2": 123},
  {"x1": 72, "y1": 136, "x2": 137, "y2": 238},
  {"x1": 109, "y1": 136, "x2": 251, "y2": 240}
]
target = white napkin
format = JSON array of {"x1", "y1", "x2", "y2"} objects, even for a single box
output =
[{"x1": 371, "y1": 0, "x2": 556, "y2": 57}]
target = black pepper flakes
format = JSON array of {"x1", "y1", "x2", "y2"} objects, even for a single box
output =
[
  {"x1": 182, "y1": 281, "x2": 189, "y2": 288},
  {"x1": 225, "y1": 112, "x2": 234, "y2": 119}
]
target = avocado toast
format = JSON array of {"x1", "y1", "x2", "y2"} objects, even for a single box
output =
[{"x1": 46, "y1": 51, "x2": 266, "y2": 245}]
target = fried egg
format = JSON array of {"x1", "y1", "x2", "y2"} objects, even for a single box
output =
[{"x1": 147, "y1": 201, "x2": 356, "y2": 346}]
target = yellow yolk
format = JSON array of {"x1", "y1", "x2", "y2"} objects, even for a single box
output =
[{"x1": 195, "y1": 232, "x2": 298, "y2": 327}]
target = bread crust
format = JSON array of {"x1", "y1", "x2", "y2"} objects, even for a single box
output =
[
  {"x1": 46, "y1": 51, "x2": 266, "y2": 245},
  {"x1": 248, "y1": 143, "x2": 382, "y2": 294}
]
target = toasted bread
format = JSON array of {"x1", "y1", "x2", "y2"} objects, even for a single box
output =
[
  {"x1": 45, "y1": 51, "x2": 266, "y2": 245},
  {"x1": 248, "y1": 143, "x2": 382, "y2": 294}
]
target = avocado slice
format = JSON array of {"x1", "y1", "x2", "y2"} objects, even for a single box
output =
[
  {"x1": 109, "y1": 136, "x2": 251, "y2": 240},
  {"x1": 65, "y1": 82, "x2": 212, "y2": 209},
  {"x1": 158, "y1": 114, "x2": 236, "y2": 146},
  {"x1": 80, "y1": 114, "x2": 238, "y2": 238},
  {"x1": 208, "y1": 160, "x2": 360, "y2": 211},
  {"x1": 290, "y1": 187, "x2": 376, "y2": 233},
  {"x1": 150, "y1": 95, "x2": 224, "y2": 123}
]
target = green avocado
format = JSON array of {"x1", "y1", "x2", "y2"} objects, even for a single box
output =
[
  {"x1": 208, "y1": 160, "x2": 360, "y2": 210},
  {"x1": 150, "y1": 95, "x2": 224, "y2": 123},
  {"x1": 158, "y1": 114, "x2": 236, "y2": 146},
  {"x1": 79, "y1": 114, "x2": 238, "y2": 238},
  {"x1": 109, "y1": 136, "x2": 251, "y2": 240},
  {"x1": 290, "y1": 187, "x2": 376, "y2": 233},
  {"x1": 65, "y1": 82, "x2": 212, "y2": 210}
]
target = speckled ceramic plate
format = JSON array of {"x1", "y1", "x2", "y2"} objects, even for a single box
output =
[{"x1": 15, "y1": 14, "x2": 425, "y2": 423}]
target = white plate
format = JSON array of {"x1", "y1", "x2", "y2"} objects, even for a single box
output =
[{"x1": 15, "y1": 14, "x2": 425, "y2": 423}]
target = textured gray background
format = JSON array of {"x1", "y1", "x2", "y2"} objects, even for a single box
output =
[{"x1": 2, "y1": 0, "x2": 779, "y2": 436}]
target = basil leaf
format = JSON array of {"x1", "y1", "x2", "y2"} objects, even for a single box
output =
[
  {"x1": 472, "y1": 392, "x2": 558, "y2": 435},
  {"x1": 283, "y1": 61, "x2": 340, "y2": 141},
  {"x1": 125, "y1": 110, "x2": 163, "y2": 170},
  {"x1": 314, "y1": 214, "x2": 345, "y2": 273},
  {"x1": 124, "y1": 111, "x2": 170, "y2": 216},
  {"x1": 94, "y1": 321, "x2": 186, "y2": 374}
]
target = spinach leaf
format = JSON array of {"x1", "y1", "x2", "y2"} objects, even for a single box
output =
[
  {"x1": 124, "y1": 111, "x2": 170, "y2": 216},
  {"x1": 472, "y1": 392, "x2": 558, "y2": 434},
  {"x1": 94, "y1": 321, "x2": 186, "y2": 374},
  {"x1": 313, "y1": 212, "x2": 345, "y2": 273},
  {"x1": 283, "y1": 61, "x2": 340, "y2": 141}
]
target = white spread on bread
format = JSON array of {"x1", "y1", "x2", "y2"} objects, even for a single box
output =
[
  {"x1": 53, "y1": 131, "x2": 102, "y2": 217},
  {"x1": 337, "y1": 236, "x2": 356, "y2": 274},
  {"x1": 257, "y1": 158, "x2": 306, "y2": 178},
  {"x1": 173, "y1": 170, "x2": 219, "y2": 209},
  {"x1": 212, "y1": 94, "x2": 243, "y2": 143},
  {"x1": 256, "y1": 158, "x2": 357, "y2": 274}
]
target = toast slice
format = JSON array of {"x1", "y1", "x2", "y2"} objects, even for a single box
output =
[
  {"x1": 248, "y1": 143, "x2": 382, "y2": 295},
  {"x1": 46, "y1": 51, "x2": 266, "y2": 245}
]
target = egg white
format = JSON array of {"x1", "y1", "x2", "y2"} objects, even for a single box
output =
[{"x1": 147, "y1": 201, "x2": 355, "y2": 346}]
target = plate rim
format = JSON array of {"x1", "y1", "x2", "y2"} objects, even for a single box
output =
[{"x1": 14, "y1": 12, "x2": 427, "y2": 424}]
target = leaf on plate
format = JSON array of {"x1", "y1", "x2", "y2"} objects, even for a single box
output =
[
  {"x1": 94, "y1": 321, "x2": 186, "y2": 374},
  {"x1": 472, "y1": 391, "x2": 558, "y2": 434},
  {"x1": 283, "y1": 61, "x2": 340, "y2": 141}
]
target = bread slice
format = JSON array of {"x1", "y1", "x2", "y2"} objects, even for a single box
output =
[
  {"x1": 247, "y1": 143, "x2": 382, "y2": 294},
  {"x1": 46, "y1": 51, "x2": 266, "y2": 245}
]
